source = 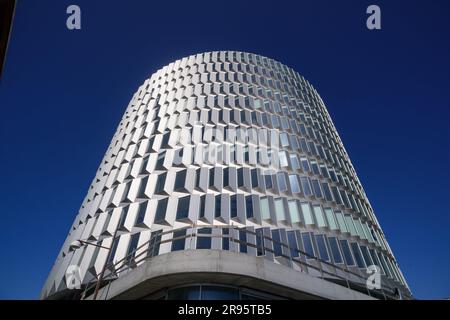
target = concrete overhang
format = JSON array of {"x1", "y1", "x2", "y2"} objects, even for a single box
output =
[{"x1": 88, "y1": 249, "x2": 376, "y2": 300}]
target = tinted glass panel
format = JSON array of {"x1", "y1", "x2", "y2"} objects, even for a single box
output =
[
  {"x1": 176, "y1": 196, "x2": 190, "y2": 220},
  {"x1": 201, "y1": 286, "x2": 239, "y2": 300},
  {"x1": 378, "y1": 252, "x2": 391, "y2": 277},
  {"x1": 288, "y1": 200, "x2": 300, "y2": 224},
  {"x1": 223, "y1": 168, "x2": 230, "y2": 187},
  {"x1": 214, "y1": 196, "x2": 221, "y2": 218},
  {"x1": 289, "y1": 174, "x2": 301, "y2": 193},
  {"x1": 174, "y1": 170, "x2": 186, "y2": 190},
  {"x1": 321, "y1": 182, "x2": 333, "y2": 202},
  {"x1": 360, "y1": 245, "x2": 373, "y2": 267},
  {"x1": 351, "y1": 243, "x2": 366, "y2": 268},
  {"x1": 311, "y1": 161, "x2": 320, "y2": 175},
  {"x1": 274, "y1": 198, "x2": 286, "y2": 221},
  {"x1": 154, "y1": 198, "x2": 168, "y2": 223},
  {"x1": 148, "y1": 230, "x2": 162, "y2": 257},
  {"x1": 239, "y1": 229, "x2": 247, "y2": 253},
  {"x1": 301, "y1": 158, "x2": 310, "y2": 172},
  {"x1": 137, "y1": 176, "x2": 148, "y2": 198},
  {"x1": 369, "y1": 248, "x2": 382, "y2": 273},
  {"x1": 117, "y1": 206, "x2": 129, "y2": 230},
  {"x1": 171, "y1": 229, "x2": 186, "y2": 251},
  {"x1": 245, "y1": 196, "x2": 254, "y2": 218},
  {"x1": 237, "y1": 168, "x2": 244, "y2": 187},
  {"x1": 272, "y1": 229, "x2": 282, "y2": 256},
  {"x1": 107, "y1": 237, "x2": 120, "y2": 264},
  {"x1": 301, "y1": 233, "x2": 315, "y2": 258},
  {"x1": 251, "y1": 169, "x2": 258, "y2": 188},
  {"x1": 277, "y1": 172, "x2": 287, "y2": 191},
  {"x1": 154, "y1": 173, "x2": 167, "y2": 193},
  {"x1": 315, "y1": 235, "x2": 330, "y2": 261},
  {"x1": 345, "y1": 215, "x2": 357, "y2": 236},
  {"x1": 290, "y1": 154, "x2": 300, "y2": 170},
  {"x1": 230, "y1": 195, "x2": 237, "y2": 218},
  {"x1": 135, "y1": 201, "x2": 148, "y2": 225},
  {"x1": 126, "y1": 233, "x2": 140, "y2": 260},
  {"x1": 255, "y1": 228, "x2": 265, "y2": 256},
  {"x1": 328, "y1": 237, "x2": 343, "y2": 264},
  {"x1": 324, "y1": 208, "x2": 338, "y2": 230},
  {"x1": 311, "y1": 179, "x2": 323, "y2": 198},
  {"x1": 300, "y1": 177, "x2": 312, "y2": 196},
  {"x1": 155, "y1": 151, "x2": 166, "y2": 169},
  {"x1": 287, "y1": 231, "x2": 298, "y2": 257},
  {"x1": 313, "y1": 205, "x2": 327, "y2": 227},
  {"x1": 265, "y1": 174, "x2": 273, "y2": 189},
  {"x1": 335, "y1": 211, "x2": 348, "y2": 233},
  {"x1": 331, "y1": 186, "x2": 342, "y2": 204},
  {"x1": 260, "y1": 197, "x2": 270, "y2": 220},
  {"x1": 168, "y1": 286, "x2": 200, "y2": 300},
  {"x1": 199, "y1": 195, "x2": 206, "y2": 219},
  {"x1": 301, "y1": 203, "x2": 314, "y2": 225},
  {"x1": 222, "y1": 228, "x2": 229, "y2": 250},
  {"x1": 339, "y1": 240, "x2": 355, "y2": 266},
  {"x1": 209, "y1": 168, "x2": 215, "y2": 187},
  {"x1": 196, "y1": 228, "x2": 211, "y2": 249}
]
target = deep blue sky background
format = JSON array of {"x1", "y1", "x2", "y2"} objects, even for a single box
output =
[{"x1": 0, "y1": 0, "x2": 449, "y2": 299}]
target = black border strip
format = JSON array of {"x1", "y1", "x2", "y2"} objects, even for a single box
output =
[{"x1": 0, "y1": 0, "x2": 16, "y2": 79}]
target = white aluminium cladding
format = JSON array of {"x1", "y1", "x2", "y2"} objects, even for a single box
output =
[{"x1": 41, "y1": 51, "x2": 410, "y2": 299}]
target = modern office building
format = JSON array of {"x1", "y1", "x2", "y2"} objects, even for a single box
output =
[{"x1": 41, "y1": 51, "x2": 412, "y2": 300}]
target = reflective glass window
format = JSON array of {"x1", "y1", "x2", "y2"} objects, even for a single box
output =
[
  {"x1": 301, "y1": 202, "x2": 314, "y2": 225},
  {"x1": 339, "y1": 239, "x2": 355, "y2": 266},
  {"x1": 328, "y1": 237, "x2": 343, "y2": 264},
  {"x1": 315, "y1": 234, "x2": 330, "y2": 261},
  {"x1": 301, "y1": 232, "x2": 315, "y2": 258}
]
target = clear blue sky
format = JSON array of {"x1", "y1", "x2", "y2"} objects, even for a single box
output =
[{"x1": 0, "y1": 0, "x2": 449, "y2": 299}]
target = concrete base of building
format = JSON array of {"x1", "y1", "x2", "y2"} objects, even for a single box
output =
[{"x1": 86, "y1": 249, "x2": 376, "y2": 300}]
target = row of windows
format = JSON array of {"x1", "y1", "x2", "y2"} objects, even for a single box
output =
[
  {"x1": 108, "y1": 192, "x2": 381, "y2": 248},
  {"x1": 103, "y1": 143, "x2": 356, "y2": 198},
  {"x1": 147, "y1": 284, "x2": 282, "y2": 300},
  {"x1": 116, "y1": 126, "x2": 364, "y2": 202},
  {"x1": 134, "y1": 89, "x2": 356, "y2": 183},
  {"x1": 128, "y1": 97, "x2": 353, "y2": 177},
  {"x1": 148, "y1": 53, "x2": 321, "y2": 119},
  {"x1": 138, "y1": 129, "x2": 352, "y2": 184},
  {"x1": 170, "y1": 167, "x2": 354, "y2": 206},
  {"x1": 156, "y1": 54, "x2": 302, "y2": 88},
  {"x1": 150, "y1": 52, "x2": 311, "y2": 99},
  {"x1": 141, "y1": 87, "x2": 326, "y2": 136},
  {"x1": 122, "y1": 98, "x2": 351, "y2": 176},
  {"x1": 146, "y1": 58, "x2": 342, "y2": 142},
  {"x1": 96, "y1": 163, "x2": 370, "y2": 226},
  {"x1": 89, "y1": 155, "x2": 381, "y2": 245},
  {"x1": 100, "y1": 141, "x2": 367, "y2": 206},
  {"x1": 111, "y1": 164, "x2": 370, "y2": 220},
  {"x1": 114, "y1": 226, "x2": 402, "y2": 284},
  {"x1": 108, "y1": 125, "x2": 363, "y2": 211}
]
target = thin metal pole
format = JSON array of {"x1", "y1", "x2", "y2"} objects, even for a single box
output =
[
  {"x1": 92, "y1": 226, "x2": 119, "y2": 300},
  {"x1": 79, "y1": 240, "x2": 110, "y2": 250},
  {"x1": 190, "y1": 222, "x2": 196, "y2": 250}
]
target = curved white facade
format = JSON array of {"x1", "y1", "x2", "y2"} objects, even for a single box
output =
[{"x1": 41, "y1": 51, "x2": 411, "y2": 300}]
